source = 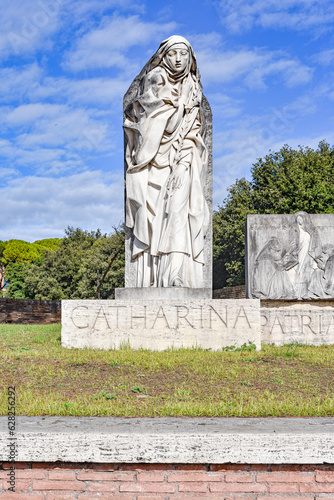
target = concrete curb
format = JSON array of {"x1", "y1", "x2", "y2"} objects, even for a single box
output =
[{"x1": 1, "y1": 417, "x2": 334, "y2": 464}]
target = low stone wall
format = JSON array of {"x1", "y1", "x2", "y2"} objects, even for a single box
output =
[
  {"x1": 0, "y1": 298, "x2": 61, "y2": 324},
  {"x1": 1, "y1": 462, "x2": 334, "y2": 498},
  {"x1": 213, "y1": 285, "x2": 246, "y2": 299}
]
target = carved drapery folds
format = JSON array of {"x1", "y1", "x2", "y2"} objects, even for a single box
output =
[{"x1": 123, "y1": 36, "x2": 211, "y2": 289}]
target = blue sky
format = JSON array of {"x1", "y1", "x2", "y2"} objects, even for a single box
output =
[{"x1": 1, "y1": 0, "x2": 334, "y2": 242}]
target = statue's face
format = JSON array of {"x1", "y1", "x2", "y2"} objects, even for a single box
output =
[{"x1": 166, "y1": 43, "x2": 189, "y2": 73}]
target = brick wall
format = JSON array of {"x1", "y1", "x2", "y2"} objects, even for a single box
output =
[
  {"x1": 213, "y1": 285, "x2": 246, "y2": 299},
  {"x1": 0, "y1": 298, "x2": 61, "y2": 324},
  {"x1": 1, "y1": 463, "x2": 334, "y2": 498}
]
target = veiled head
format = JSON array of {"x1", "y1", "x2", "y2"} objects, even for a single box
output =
[
  {"x1": 165, "y1": 43, "x2": 190, "y2": 74},
  {"x1": 149, "y1": 35, "x2": 197, "y2": 82}
]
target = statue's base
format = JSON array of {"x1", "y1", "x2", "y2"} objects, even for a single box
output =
[
  {"x1": 61, "y1": 298, "x2": 261, "y2": 351},
  {"x1": 115, "y1": 287, "x2": 212, "y2": 300}
]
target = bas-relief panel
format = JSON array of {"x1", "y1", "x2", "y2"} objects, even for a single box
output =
[{"x1": 247, "y1": 212, "x2": 334, "y2": 300}]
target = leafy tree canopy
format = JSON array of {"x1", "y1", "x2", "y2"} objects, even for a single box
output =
[
  {"x1": 1, "y1": 238, "x2": 62, "y2": 266},
  {"x1": 213, "y1": 141, "x2": 334, "y2": 289},
  {"x1": 6, "y1": 226, "x2": 125, "y2": 300},
  {"x1": 2, "y1": 240, "x2": 41, "y2": 265}
]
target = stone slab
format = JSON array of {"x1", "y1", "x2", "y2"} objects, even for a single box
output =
[
  {"x1": 115, "y1": 287, "x2": 212, "y2": 300},
  {"x1": 61, "y1": 299, "x2": 261, "y2": 350},
  {"x1": 261, "y1": 299, "x2": 334, "y2": 345},
  {"x1": 1, "y1": 416, "x2": 333, "y2": 464},
  {"x1": 246, "y1": 213, "x2": 334, "y2": 300}
]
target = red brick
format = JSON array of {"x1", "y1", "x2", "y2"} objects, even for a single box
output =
[
  {"x1": 173, "y1": 496, "x2": 235, "y2": 500},
  {"x1": 86, "y1": 482, "x2": 117, "y2": 492},
  {"x1": 174, "y1": 465, "x2": 207, "y2": 471},
  {"x1": 2, "y1": 463, "x2": 30, "y2": 470},
  {"x1": 0, "y1": 470, "x2": 45, "y2": 480},
  {"x1": 137, "y1": 472, "x2": 166, "y2": 482},
  {"x1": 77, "y1": 471, "x2": 135, "y2": 481},
  {"x1": 168, "y1": 472, "x2": 222, "y2": 482},
  {"x1": 269, "y1": 483, "x2": 299, "y2": 493},
  {"x1": 15, "y1": 471, "x2": 46, "y2": 480},
  {"x1": 259, "y1": 497, "x2": 314, "y2": 500},
  {"x1": 225, "y1": 497, "x2": 256, "y2": 500},
  {"x1": 178, "y1": 482, "x2": 208, "y2": 493},
  {"x1": 84, "y1": 464, "x2": 116, "y2": 471},
  {"x1": 225, "y1": 472, "x2": 254, "y2": 482},
  {"x1": 122, "y1": 464, "x2": 174, "y2": 471},
  {"x1": 137, "y1": 497, "x2": 165, "y2": 500},
  {"x1": 120, "y1": 482, "x2": 175, "y2": 493},
  {"x1": 32, "y1": 480, "x2": 85, "y2": 491},
  {"x1": 10, "y1": 479, "x2": 31, "y2": 491},
  {"x1": 78, "y1": 495, "x2": 134, "y2": 500},
  {"x1": 300, "y1": 483, "x2": 334, "y2": 493},
  {"x1": 0, "y1": 495, "x2": 43, "y2": 500},
  {"x1": 47, "y1": 494, "x2": 77, "y2": 500},
  {"x1": 209, "y1": 482, "x2": 267, "y2": 493},
  {"x1": 210, "y1": 464, "x2": 250, "y2": 472},
  {"x1": 48, "y1": 471, "x2": 76, "y2": 480},
  {"x1": 257, "y1": 472, "x2": 313, "y2": 482},
  {"x1": 316, "y1": 471, "x2": 334, "y2": 482}
]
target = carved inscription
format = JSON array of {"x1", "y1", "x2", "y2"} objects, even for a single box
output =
[
  {"x1": 70, "y1": 303, "x2": 254, "y2": 333},
  {"x1": 261, "y1": 311, "x2": 334, "y2": 338}
]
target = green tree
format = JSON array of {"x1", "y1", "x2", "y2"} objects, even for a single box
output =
[
  {"x1": 24, "y1": 226, "x2": 125, "y2": 300},
  {"x1": 2, "y1": 240, "x2": 40, "y2": 265},
  {"x1": 213, "y1": 178, "x2": 254, "y2": 289},
  {"x1": 5, "y1": 262, "x2": 33, "y2": 299},
  {"x1": 213, "y1": 141, "x2": 334, "y2": 289}
]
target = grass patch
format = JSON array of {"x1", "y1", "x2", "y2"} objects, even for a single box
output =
[{"x1": 0, "y1": 324, "x2": 334, "y2": 417}]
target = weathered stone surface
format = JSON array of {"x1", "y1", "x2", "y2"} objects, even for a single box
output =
[
  {"x1": 261, "y1": 299, "x2": 334, "y2": 345},
  {"x1": 61, "y1": 299, "x2": 260, "y2": 350},
  {"x1": 115, "y1": 287, "x2": 212, "y2": 300},
  {"x1": 1, "y1": 416, "x2": 333, "y2": 464},
  {"x1": 246, "y1": 212, "x2": 334, "y2": 300},
  {"x1": 124, "y1": 35, "x2": 212, "y2": 290}
]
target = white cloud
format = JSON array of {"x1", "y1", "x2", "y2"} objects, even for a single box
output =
[
  {"x1": 312, "y1": 48, "x2": 334, "y2": 65},
  {"x1": 216, "y1": 0, "x2": 334, "y2": 33},
  {"x1": 207, "y1": 93, "x2": 243, "y2": 121},
  {"x1": 63, "y1": 14, "x2": 177, "y2": 71},
  {"x1": 5, "y1": 103, "x2": 67, "y2": 126},
  {"x1": 2, "y1": 103, "x2": 110, "y2": 151},
  {"x1": 0, "y1": 64, "x2": 42, "y2": 101},
  {"x1": 0, "y1": 171, "x2": 124, "y2": 241},
  {"x1": 0, "y1": 0, "x2": 63, "y2": 60},
  {"x1": 197, "y1": 47, "x2": 313, "y2": 88},
  {"x1": 0, "y1": 0, "x2": 144, "y2": 61},
  {"x1": 30, "y1": 76, "x2": 130, "y2": 106}
]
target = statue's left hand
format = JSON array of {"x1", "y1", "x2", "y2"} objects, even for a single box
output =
[{"x1": 167, "y1": 164, "x2": 188, "y2": 192}]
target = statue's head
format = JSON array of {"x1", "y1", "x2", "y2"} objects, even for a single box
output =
[
  {"x1": 149, "y1": 35, "x2": 198, "y2": 82},
  {"x1": 295, "y1": 211, "x2": 313, "y2": 232},
  {"x1": 164, "y1": 43, "x2": 190, "y2": 74}
]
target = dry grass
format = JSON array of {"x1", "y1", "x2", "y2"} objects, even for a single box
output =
[{"x1": 0, "y1": 324, "x2": 333, "y2": 416}]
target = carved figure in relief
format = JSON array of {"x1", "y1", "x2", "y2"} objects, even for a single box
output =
[
  {"x1": 288, "y1": 212, "x2": 323, "y2": 298},
  {"x1": 253, "y1": 237, "x2": 297, "y2": 299},
  {"x1": 124, "y1": 36, "x2": 209, "y2": 288}
]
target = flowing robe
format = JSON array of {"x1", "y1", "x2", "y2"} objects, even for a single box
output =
[{"x1": 124, "y1": 66, "x2": 209, "y2": 287}]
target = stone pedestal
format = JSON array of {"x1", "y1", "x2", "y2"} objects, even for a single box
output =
[
  {"x1": 61, "y1": 298, "x2": 261, "y2": 350},
  {"x1": 115, "y1": 287, "x2": 212, "y2": 300},
  {"x1": 261, "y1": 299, "x2": 334, "y2": 345}
]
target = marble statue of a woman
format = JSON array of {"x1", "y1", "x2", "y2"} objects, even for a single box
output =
[{"x1": 123, "y1": 36, "x2": 210, "y2": 288}]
